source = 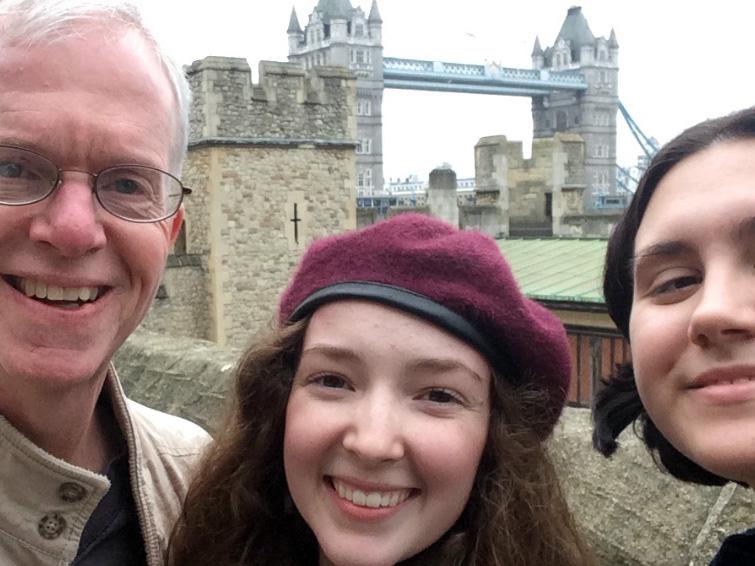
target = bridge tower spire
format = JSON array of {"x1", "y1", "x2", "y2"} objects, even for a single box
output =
[
  {"x1": 288, "y1": 1, "x2": 385, "y2": 196},
  {"x1": 531, "y1": 6, "x2": 619, "y2": 211}
]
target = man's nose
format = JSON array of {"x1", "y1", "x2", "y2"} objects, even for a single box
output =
[
  {"x1": 342, "y1": 395, "x2": 405, "y2": 463},
  {"x1": 28, "y1": 173, "x2": 107, "y2": 258},
  {"x1": 688, "y1": 266, "x2": 755, "y2": 348}
]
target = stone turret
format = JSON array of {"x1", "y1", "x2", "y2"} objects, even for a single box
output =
[
  {"x1": 427, "y1": 164, "x2": 459, "y2": 228},
  {"x1": 143, "y1": 56, "x2": 358, "y2": 346},
  {"x1": 608, "y1": 28, "x2": 619, "y2": 64},
  {"x1": 531, "y1": 6, "x2": 619, "y2": 211},
  {"x1": 316, "y1": 0, "x2": 353, "y2": 20},
  {"x1": 289, "y1": 1, "x2": 384, "y2": 199},
  {"x1": 325, "y1": 0, "x2": 351, "y2": 42},
  {"x1": 287, "y1": 7, "x2": 304, "y2": 52},
  {"x1": 368, "y1": 0, "x2": 382, "y2": 42},
  {"x1": 531, "y1": 36, "x2": 544, "y2": 69}
]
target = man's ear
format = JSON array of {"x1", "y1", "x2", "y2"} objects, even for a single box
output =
[{"x1": 168, "y1": 206, "x2": 184, "y2": 246}]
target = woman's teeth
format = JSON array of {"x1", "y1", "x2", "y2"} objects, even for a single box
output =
[{"x1": 332, "y1": 478, "x2": 411, "y2": 509}]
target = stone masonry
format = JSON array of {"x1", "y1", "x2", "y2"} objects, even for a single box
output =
[
  {"x1": 141, "y1": 57, "x2": 357, "y2": 347},
  {"x1": 469, "y1": 132, "x2": 623, "y2": 238},
  {"x1": 426, "y1": 165, "x2": 459, "y2": 228},
  {"x1": 531, "y1": 6, "x2": 620, "y2": 210},
  {"x1": 288, "y1": 1, "x2": 385, "y2": 195},
  {"x1": 355, "y1": 131, "x2": 619, "y2": 238}
]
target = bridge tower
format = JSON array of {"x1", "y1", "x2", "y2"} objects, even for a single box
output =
[
  {"x1": 531, "y1": 6, "x2": 619, "y2": 210},
  {"x1": 288, "y1": 0, "x2": 384, "y2": 195}
]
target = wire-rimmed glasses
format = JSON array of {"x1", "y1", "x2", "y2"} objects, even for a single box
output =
[{"x1": 0, "y1": 144, "x2": 191, "y2": 223}]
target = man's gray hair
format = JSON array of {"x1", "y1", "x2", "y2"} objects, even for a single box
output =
[{"x1": 0, "y1": 0, "x2": 190, "y2": 172}]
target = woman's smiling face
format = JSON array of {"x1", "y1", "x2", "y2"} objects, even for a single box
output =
[
  {"x1": 630, "y1": 139, "x2": 755, "y2": 485},
  {"x1": 283, "y1": 300, "x2": 491, "y2": 566}
]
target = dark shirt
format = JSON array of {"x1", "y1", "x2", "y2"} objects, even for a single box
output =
[
  {"x1": 71, "y1": 452, "x2": 147, "y2": 566},
  {"x1": 710, "y1": 528, "x2": 755, "y2": 566}
]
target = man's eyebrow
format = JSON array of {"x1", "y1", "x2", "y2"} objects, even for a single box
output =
[{"x1": 630, "y1": 240, "x2": 693, "y2": 271}]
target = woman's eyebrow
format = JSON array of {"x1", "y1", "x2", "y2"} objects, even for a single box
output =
[
  {"x1": 631, "y1": 240, "x2": 693, "y2": 271},
  {"x1": 299, "y1": 344, "x2": 361, "y2": 364},
  {"x1": 406, "y1": 358, "x2": 485, "y2": 384}
]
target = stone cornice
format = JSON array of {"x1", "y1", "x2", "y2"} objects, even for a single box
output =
[{"x1": 189, "y1": 137, "x2": 357, "y2": 150}]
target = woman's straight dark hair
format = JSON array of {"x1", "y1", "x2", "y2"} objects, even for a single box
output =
[{"x1": 593, "y1": 106, "x2": 755, "y2": 485}]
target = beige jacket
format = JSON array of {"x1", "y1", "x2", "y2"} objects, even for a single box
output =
[{"x1": 0, "y1": 365, "x2": 211, "y2": 566}]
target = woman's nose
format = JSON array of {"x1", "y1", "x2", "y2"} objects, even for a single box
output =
[
  {"x1": 688, "y1": 266, "x2": 755, "y2": 348},
  {"x1": 341, "y1": 396, "x2": 405, "y2": 463}
]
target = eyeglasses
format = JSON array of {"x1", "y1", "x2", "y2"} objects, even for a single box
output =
[{"x1": 0, "y1": 145, "x2": 191, "y2": 223}]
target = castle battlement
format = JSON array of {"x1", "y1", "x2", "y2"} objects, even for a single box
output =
[
  {"x1": 187, "y1": 57, "x2": 356, "y2": 144},
  {"x1": 143, "y1": 55, "x2": 358, "y2": 347}
]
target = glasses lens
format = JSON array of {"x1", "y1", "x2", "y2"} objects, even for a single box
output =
[
  {"x1": 96, "y1": 166, "x2": 183, "y2": 222},
  {"x1": 0, "y1": 146, "x2": 57, "y2": 205}
]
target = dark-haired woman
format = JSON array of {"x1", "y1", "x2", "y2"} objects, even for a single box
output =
[
  {"x1": 593, "y1": 106, "x2": 755, "y2": 564},
  {"x1": 170, "y1": 213, "x2": 594, "y2": 566}
]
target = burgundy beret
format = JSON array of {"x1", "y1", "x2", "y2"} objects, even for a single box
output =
[{"x1": 278, "y1": 213, "x2": 571, "y2": 435}]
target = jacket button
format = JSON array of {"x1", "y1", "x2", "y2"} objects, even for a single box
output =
[
  {"x1": 38, "y1": 513, "x2": 66, "y2": 539},
  {"x1": 58, "y1": 482, "x2": 87, "y2": 503}
]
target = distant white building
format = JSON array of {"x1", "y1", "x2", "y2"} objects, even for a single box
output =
[{"x1": 357, "y1": 173, "x2": 476, "y2": 211}]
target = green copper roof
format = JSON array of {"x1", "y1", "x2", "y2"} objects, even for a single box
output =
[{"x1": 496, "y1": 238, "x2": 607, "y2": 304}]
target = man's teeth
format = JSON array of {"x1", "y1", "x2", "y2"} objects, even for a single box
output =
[
  {"x1": 333, "y1": 479, "x2": 411, "y2": 509},
  {"x1": 21, "y1": 278, "x2": 99, "y2": 302}
]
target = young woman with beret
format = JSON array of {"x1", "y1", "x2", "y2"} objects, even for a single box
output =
[{"x1": 171, "y1": 213, "x2": 594, "y2": 566}]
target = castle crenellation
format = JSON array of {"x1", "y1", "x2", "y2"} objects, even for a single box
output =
[
  {"x1": 141, "y1": 56, "x2": 358, "y2": 346},
  {"x1": 187, "y1": 58, "x2": 356, "y2": 142}
]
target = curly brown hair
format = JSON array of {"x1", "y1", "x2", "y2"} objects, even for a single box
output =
[{"x1": 169, "y1": 319, "x2": 595, "y2": 566}]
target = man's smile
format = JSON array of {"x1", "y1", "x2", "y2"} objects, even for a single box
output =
[{"x1": 3, "y1": 274, "x2": 108, "y2": 308}]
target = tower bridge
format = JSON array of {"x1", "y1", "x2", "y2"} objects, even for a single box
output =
[
  {"x1": 288, "y1": 1, "x2": 622, "y2": 211},
  {"x1": 383, "y1": 57, "x2": 587, "y2": 97}
]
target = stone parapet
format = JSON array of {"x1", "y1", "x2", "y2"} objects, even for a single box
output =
[
  {"x1": 551, "y1": 408, "x2": 753, "y2": 566},
  {"x1": 114, "y1": 330, "x2": 240, "y2": 432},
  {"x1": 187, "y1": 57, "x2": 356, "y2": 142}
]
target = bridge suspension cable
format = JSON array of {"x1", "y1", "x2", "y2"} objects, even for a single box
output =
[{"x1": 618, "y1": 101, "x2": 660, "y2": 158}]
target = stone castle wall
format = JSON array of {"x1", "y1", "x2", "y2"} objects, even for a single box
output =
[
  {"x1": 468, "y1": 132, "x2": 621, "y2": 238},
  {"x1": 187, "y1": 57, "x2": 356, "y2": 142},
  {"x1": 481, "y1": 133, "x2": 586, "y2": 236},
  {"x1": 141, "y1": 254, "x2": 211, "y2": 340},
  {"x1": 115, "y1": 329, "x2": 755, "y2": 566},
  {"x1": 143, "y1": 58, "x2": 358, "y2": 347}
]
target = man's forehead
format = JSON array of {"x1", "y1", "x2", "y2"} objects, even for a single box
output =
[
  {"x1": 0, "y1": 25, "x2": 171, "y2": 100},
  {"x1": 0, "y1": 23, "x2": 177, "y2": 169},
  {"x1": 0, "y1": 9, "x2": 134, "y2": 48}
]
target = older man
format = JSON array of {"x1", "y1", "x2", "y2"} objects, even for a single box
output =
[{"x1": 0, "y1": 1, "x2": 210, "y2": 564}]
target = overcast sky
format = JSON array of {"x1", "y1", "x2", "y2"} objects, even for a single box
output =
[{"x1": 137, "y1": 1, "x2": 755, "y2": 181}]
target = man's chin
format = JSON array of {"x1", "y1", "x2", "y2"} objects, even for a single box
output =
[{"x1": 0, "y1": 350, "x2": 113, "y2": 392}]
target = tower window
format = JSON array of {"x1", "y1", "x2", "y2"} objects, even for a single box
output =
[
  {"x1": 357, "y1": 99, "x2": 372, "y2": 116},
  {"x1": 356, "y1": 138, "x2": 372, "y2": 154},
  {"x1": 358, "y1": 168, "x2": 373, "y2": 188}
]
